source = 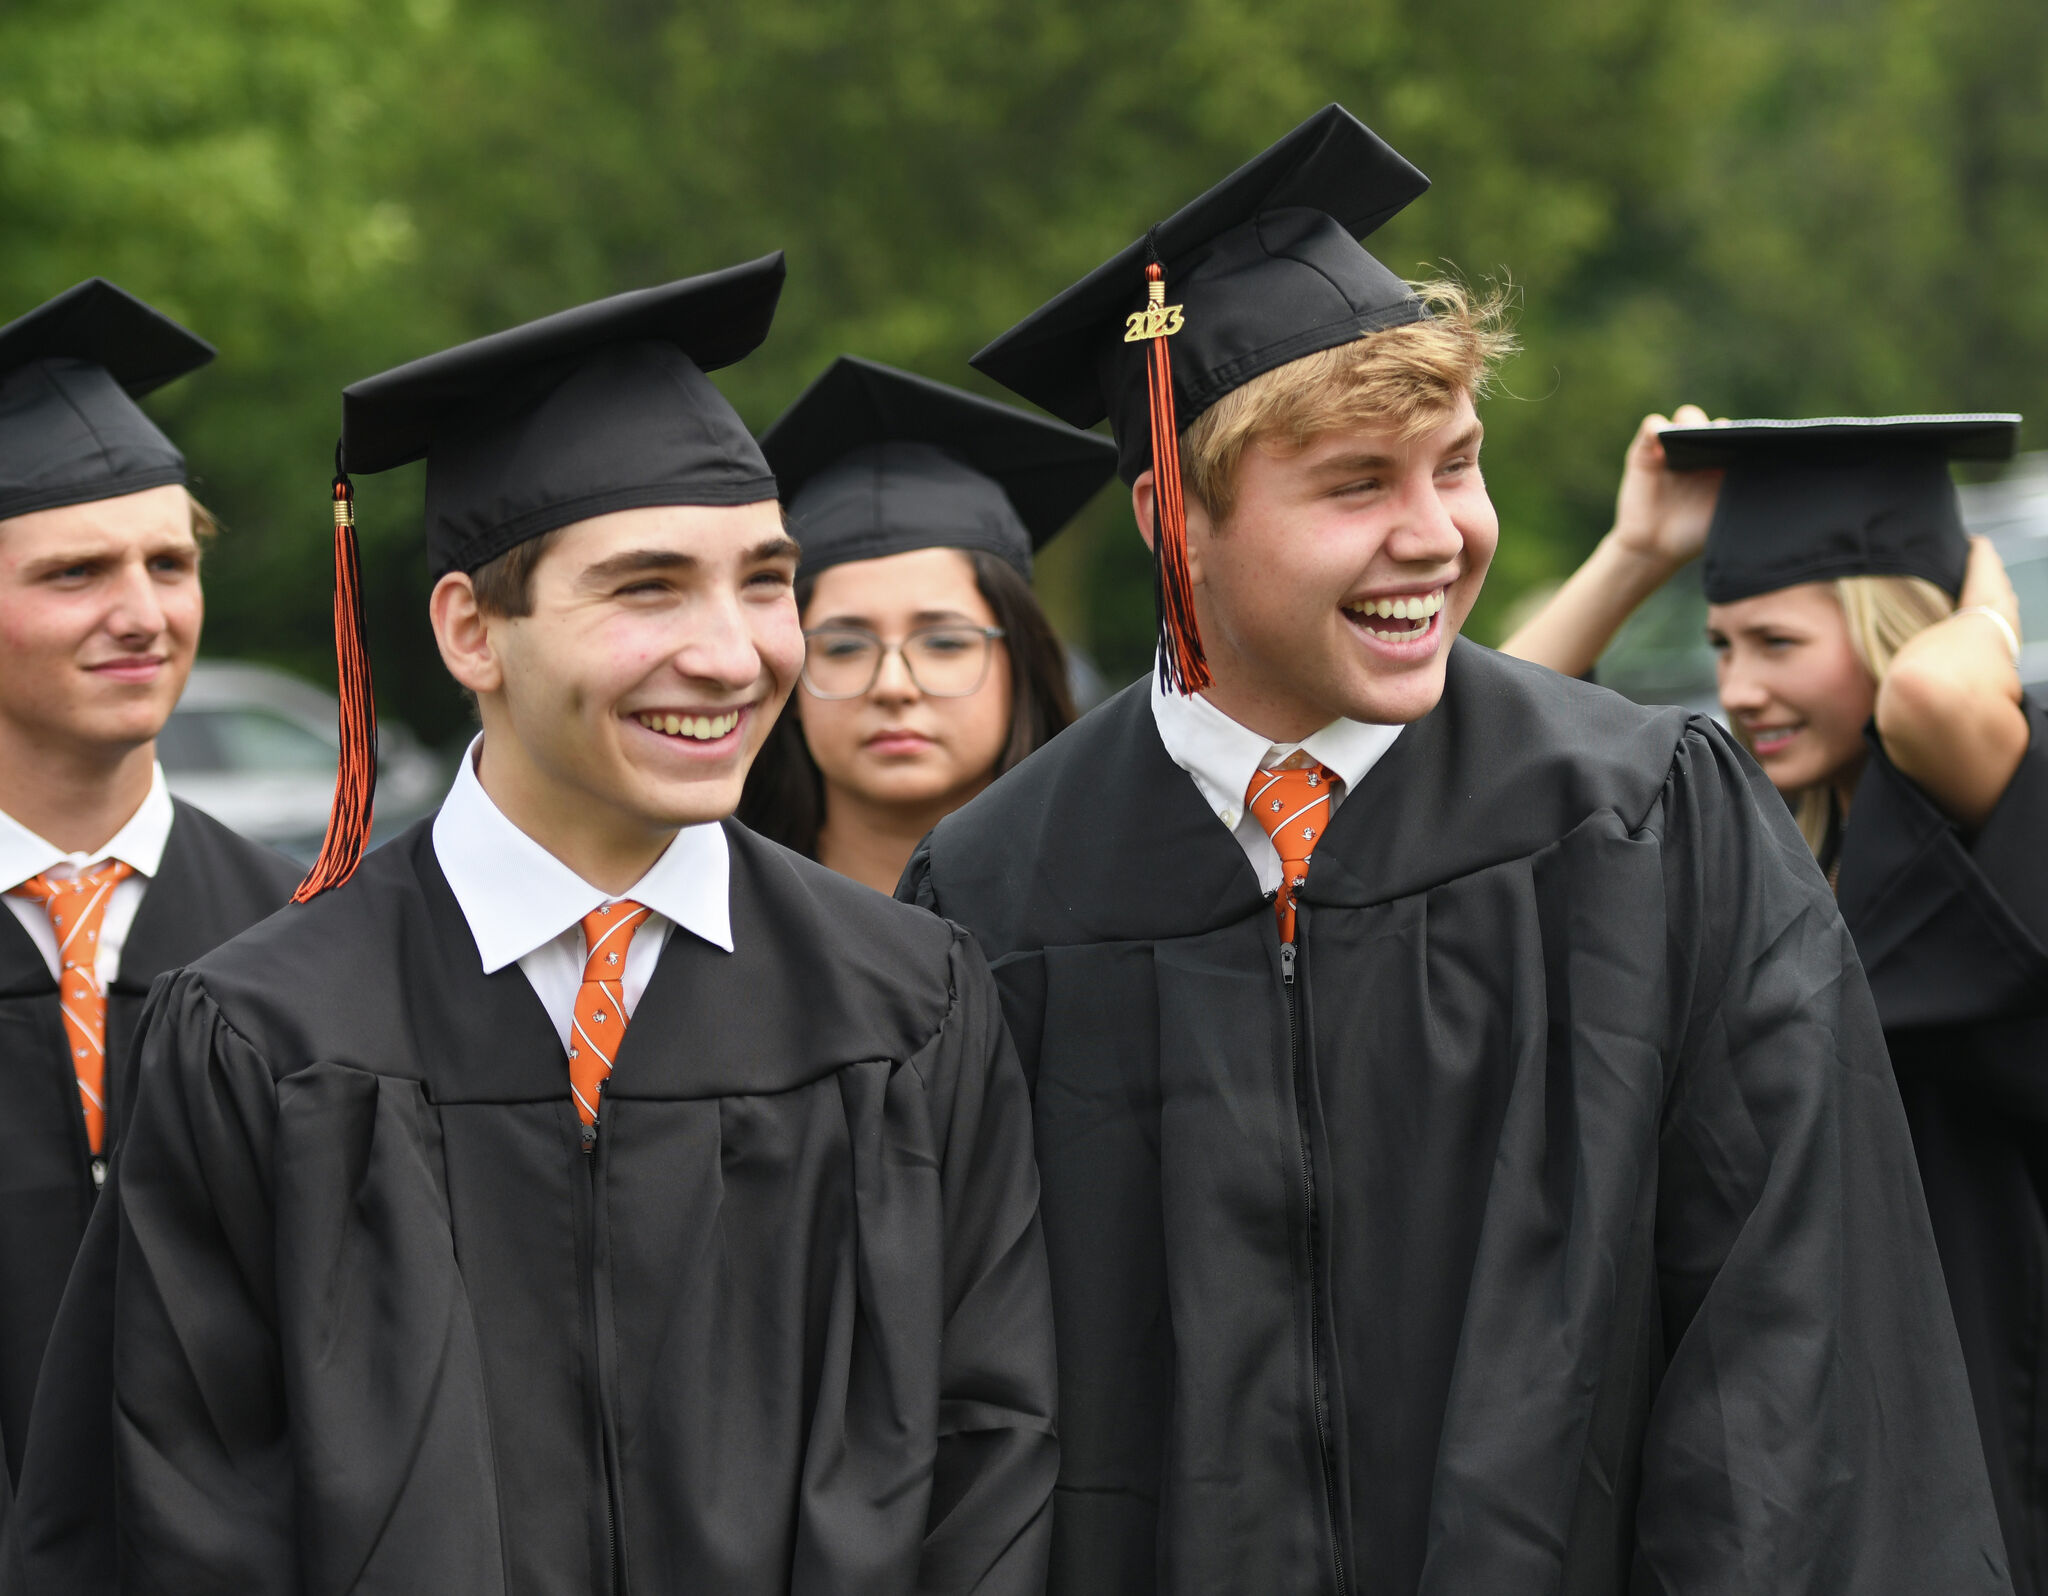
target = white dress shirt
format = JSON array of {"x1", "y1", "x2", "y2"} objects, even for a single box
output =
[
  {"x1": 0, "y1": 765, "x2": 175, "y2": 988},
  {"x1": 1150, "y1": 670, "x2": 1402, "y2": 896},
  {"x1": 432, "y1": 736, "x2": 734, "y2": 1051}
]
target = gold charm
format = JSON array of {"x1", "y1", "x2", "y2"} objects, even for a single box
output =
[{"x1": 1123, "y1": 276, "x2": 1186, "y2": 342}]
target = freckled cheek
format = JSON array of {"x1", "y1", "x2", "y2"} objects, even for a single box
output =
[{"x1": 537, "y1": 622, "x2": 664, "y2": 722}]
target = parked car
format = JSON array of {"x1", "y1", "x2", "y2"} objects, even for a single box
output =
[
  {"x1": 158, "y1": 661, "x2": 449, "y2": 862},
  {"x1": 1956, "y1": 453, "x2": 2048, "y2": 701},
  {"x1": 1593, "y1": 452, "x2": 2048, "y2": 714}
]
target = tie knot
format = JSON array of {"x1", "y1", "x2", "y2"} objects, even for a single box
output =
[
  {"x1": 10, "y1": 860, "x2": 137, "y2": 966},
  {"x1": 10, "y1": 857, "x2": 136, "y2": 907},
  {"x1": 580, "y1": 900, "x2": 651, "y2": 982},
  {"x1": 1244, "y1": 764, "x2": 1338, "y2": 857}
]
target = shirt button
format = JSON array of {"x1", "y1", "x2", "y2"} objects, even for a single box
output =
[
  {"x1": 1221, "y1": 809, "x2": 1238, "y2": 827},
  {"x1": 91, "y1": 1158, "x2": 106, "y2": 1190}
]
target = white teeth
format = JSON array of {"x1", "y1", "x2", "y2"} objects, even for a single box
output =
[
  {"x1": 1345, "y1": 589, "x2": 1444, "y2": 628},
  {"x1": 636, "y1": 710, "x2": 740, "y2": 740}
]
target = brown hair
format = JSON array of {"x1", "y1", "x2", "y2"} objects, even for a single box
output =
[
  {"x1": 468, "y1": 528, "x2": 564, "y2": 617},
  {"x1": 737, "y1": 549, "x2": 1077, "y2": 858},
  {"x1": 188, "y1": 492, "x2": 220, "y2": 543},
  {"x1": 1179, "y1": 277, "x2": 1517, "y2": 524}
]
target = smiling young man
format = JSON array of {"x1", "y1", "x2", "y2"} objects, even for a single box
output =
[
  {"x1": 0, "y1": 280, "x2": 301, "y2": 1525},
  {"x1": 904, "y1": 107, "x2": 2009, "y2": 1593},
  {"x1": 24, "y1": 263, "x2": 1056, "y2": 1595}
]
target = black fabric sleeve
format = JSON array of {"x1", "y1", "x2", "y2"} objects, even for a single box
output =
[
  {"x1": 1970, "y1": 694, "x2": 2048, "y2": 950},
  {"x1": 111, "y1": 972, "x2": 296, "y2": 1592},
  {"x1": 0, "y1": 1181, "x2": 119, "y2": 1596},
  {"x1": 1635, "y1": 722, "x2": 2011, "y2": 1593},
  {"x1": 897, "y1": 835, "x2": 941, "y2": 915},
  {"x1": 1835, "y1": 698, "x2": 2048, "y2": 1031},
  {"x1": 910, "y1": 929, "x2": 1057, "y2": 1595}
]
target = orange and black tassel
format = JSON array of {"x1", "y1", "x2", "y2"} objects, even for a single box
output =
[
  {"x1": 292, "y1": 448, "x2": 379, "y2": 902},
  {"x1": 1131, "y1": 254, "x2": 1209, "y2": 695}
]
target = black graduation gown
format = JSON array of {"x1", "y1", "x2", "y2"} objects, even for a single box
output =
[
  {"x1": 902, "y1": 640, "x2": 2009, "y2": 1596},
  {"x1": 0, "y1": 800, "x2": 298, "y2": 1489},
  {"x1": 19, "y1": 819, "x2": 1054, "y2": 1595},
  {"x1": 1836, "y1": 697, "x2": 2048, "y2": 1596}
]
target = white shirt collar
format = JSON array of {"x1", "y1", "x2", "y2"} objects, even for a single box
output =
[
  {"x1": 1150, "y1": 668, "x2": 1401, "y2": 829},
  {"x1": 432, "y1": 735, "x2": 733, "y2": 974},
  {"x1": 0, "y1": 763, "x2": 175, "y2": 892}
]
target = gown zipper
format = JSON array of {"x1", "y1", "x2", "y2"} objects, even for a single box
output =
[
  {"x1": 581, "y1": 1109, "x2": 624, "y2": 1593},
  {"x1": 1283, "y1": 928, "x2": 1349, "y2": 1596}
]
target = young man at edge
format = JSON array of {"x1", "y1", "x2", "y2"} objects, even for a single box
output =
[{"x1": 0, "y1": 281, "x2": 299, "y2": 1548}]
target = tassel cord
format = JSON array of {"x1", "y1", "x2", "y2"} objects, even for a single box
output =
[
  {"x1": 1141, "y1": 261, "x2": 1210, "y2": 694},
  {"x1": 292, "y1": 461, "x2": 379, "y2": 902}
]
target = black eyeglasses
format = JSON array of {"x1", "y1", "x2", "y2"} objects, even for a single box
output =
[{"x1": 801, "y1": 624, "x2": 1007, "y2": 700}]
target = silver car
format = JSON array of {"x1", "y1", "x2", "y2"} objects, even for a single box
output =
[{"x1": 158, "y1": 661, "x2": 450, "y2": 862}]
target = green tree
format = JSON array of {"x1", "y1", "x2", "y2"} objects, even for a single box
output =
[{"x1": 6, "y1": 0, "x2": 2045, "y2": 736}]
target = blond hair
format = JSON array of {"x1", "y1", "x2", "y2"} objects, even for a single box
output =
[
  {"x1": 1178, "y1": 277, "x2": 1517, "y2": 524},
  {"x1": 189, "y1": 491, "x2": 220, "y2": 544},
  {"x1": 1767, "y1": 575, "x2": 1955, "y2": 856}
]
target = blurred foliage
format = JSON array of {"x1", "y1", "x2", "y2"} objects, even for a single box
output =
[{"x1": 5, "y1": 0, "x2": 2045, "y2": 738}]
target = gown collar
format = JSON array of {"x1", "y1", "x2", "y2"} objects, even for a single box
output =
[
  {"x1": 1149, "y1": 663, "x2": 1401, "y2": 829},
  {"x1": 0, "y1": 762, "x2": 173, "y2": 891},
  {"x1": 433, "y1": 734, "x2": 733, "y2": 975}
]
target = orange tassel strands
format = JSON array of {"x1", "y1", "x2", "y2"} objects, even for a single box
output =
[
  {"x1": 1129, "y1": 260, "x2": 1209, "y2": 694},
  {"x1": 292, "y1": 466, "x2": 379, "y2": 902}
]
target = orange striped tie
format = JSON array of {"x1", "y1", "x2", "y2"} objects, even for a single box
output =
[
  {"x1": 569, "y1": 900, "x2": 651, "y2": 1144},
  {"x1": 11, "y1": 860, "x2": 135, "y2": 1155},
  {"x1": 1245, "y1": 761, "x2": 1338, "y2": 943}
]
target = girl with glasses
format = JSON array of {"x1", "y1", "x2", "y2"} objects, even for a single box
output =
[{"x1": 739, "y1": 357, "x2": 1115, "y2": 891}]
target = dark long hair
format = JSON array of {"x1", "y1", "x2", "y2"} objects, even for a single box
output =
[{"x1": 737, "y1": 549, "x2": 1077, "y2": 858}]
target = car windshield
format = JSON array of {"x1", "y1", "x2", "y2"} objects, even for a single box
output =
[{"x1": 157, "y1": 708, "x2": 338, "y2": 776}]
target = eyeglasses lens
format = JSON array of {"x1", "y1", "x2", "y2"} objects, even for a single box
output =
[{"x1": 803, "y1": 627, "x2": 993, "y2": 698}]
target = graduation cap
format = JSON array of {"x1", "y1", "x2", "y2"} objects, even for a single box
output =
[
  {"x1": 972, "y1": 105, "x2": 1431, "y2": 692},
  {"x1": 759, "y1": 356, "x2": 1117, "y2": 582},
  {"x1": 1659, "y1": 414, "x2": 2023, "y2": 604},
  {"x1": 0, "y1": 278, "x2": 216, "y2": 522},
  {"x1": 297, "y1": 255, "x2": 787, "y2": 902}
]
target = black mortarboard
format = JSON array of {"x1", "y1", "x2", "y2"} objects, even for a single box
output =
[
  {"x1": 971, "y1": 104, "x2": 1430, "y2": 691},
  {"x1": 342, "y1": 254, "x2": 785, "y2": 579},
  {"x1": 760, "y1": 356, "x2": 1117, "y2": 582},
  {"x1": 0, "y1": 279, "x2": 215, "y2": 521},
  {"x1": 1661, "y1": 415, "x2": 2022, "y2": 603},
  {"x1": 297, "y1": 257, "x2": 788, "y2": 902}
]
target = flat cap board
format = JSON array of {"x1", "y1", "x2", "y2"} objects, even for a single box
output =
[
  {"x1": 0, "y1": 279, "x2": 214, "y2": 520},
  {"x1": 761, "y1": 356, "x2": 1117, "y2": 577},
  {"x1": 971, "y1": 104, "x2": 1431, "y2": 481},
  {"x1": 340, "y1": 257, "x2": 787, "y2": 576}
]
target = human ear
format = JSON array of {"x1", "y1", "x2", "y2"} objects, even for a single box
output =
[
  {"x1": 429, "y1": 572, "x2": 504, "y2": 695},
  {"x1": 1132, "y1": 467, "x2": 1217, "y2": 586}
]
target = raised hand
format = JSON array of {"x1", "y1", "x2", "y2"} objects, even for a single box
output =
[
  {"x1": 1609, "y1": 404, "x2": 1726, "y2": 574},
  {"x1": 1500, "y1": 403, "x2": 1724, "y2": 678}
]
